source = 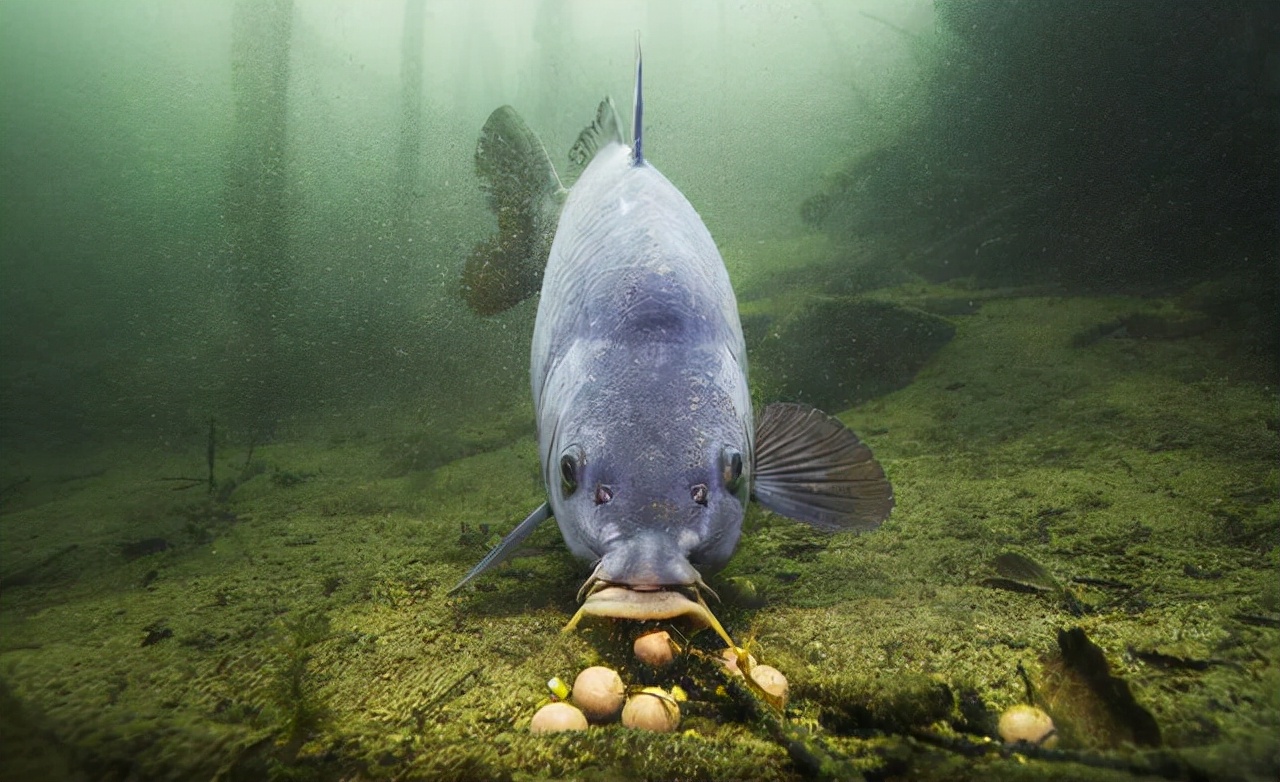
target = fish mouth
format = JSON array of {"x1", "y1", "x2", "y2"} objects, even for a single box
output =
[{"x1": 562, "y1": 575, "x2": 737, "y2": 650}]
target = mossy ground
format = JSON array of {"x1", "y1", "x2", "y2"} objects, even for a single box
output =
[{"x1": 1, "y1": 265, "x2": 1276, "y2": 781}]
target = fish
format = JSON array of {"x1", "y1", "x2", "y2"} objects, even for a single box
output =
[{"x1": 452, "y1": 44, "x2": 893, "y2": 642}]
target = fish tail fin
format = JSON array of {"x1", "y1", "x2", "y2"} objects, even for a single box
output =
[
  {"x1": 632, "y1": 32, "x2": 644, "y2": 166},
  {"x1": 460, "y1": 106, "x2": 566, "y2": 315}
]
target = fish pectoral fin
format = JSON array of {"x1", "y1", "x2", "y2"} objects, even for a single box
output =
[
  {"x1": 751, "y1": 402, "x2": 894, "y2": 531},
  {"x1": 447, "y1": 501, "x2": 553, "y2": 595}
]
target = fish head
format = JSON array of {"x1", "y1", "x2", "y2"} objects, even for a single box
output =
[{"x1": 546, "y1": 349, "x2": 752, "y2": 594}]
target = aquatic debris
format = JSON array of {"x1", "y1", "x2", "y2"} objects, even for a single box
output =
[
  {"x1": 140, "y1": 621, "x2": 173, "y2": 647},
  {"x1": 1126, "y1": 646, "x2": 1238, "y2": 672},
  {"x1": 990, "y1": 551, "x2": 1057, "y2": 590},
  {"x1": 633, "y1": 630, "x2": 677, "y2": 668},
  {"x1": 529, "y1": 702, "x2": 588, "y2": 734},
  {"x1": 121, "y1": 537, "x2": 171, "y2": 561},
  {"x1": 621, "y1": 687, "x2": 680, "y2": 732},
  {"x1": 1070, "y1": 318, "x2": 1127, "y2": 348},
  {"x1": 981, "y1": 552, "x2": 1087, "y2": 615},
  {"x1": 1041, "y1": 627, "x2": 1161, "y2": 748},
  {"x1": 706, "y1": 655, "x2": 861, "y2": 781},
  {"x1": 320, "y1": 574, "x2": 344, "y2": 597},
  {"x1": 0, "y1": 544, "x2": 79, "y2": 589},
  {"x1": 159, "y1": 475, "x2": 209, "y2": 491},
  {"x1": 269, "y1": 468, "x2": 314, "y2": 488},
  {"x1": 909, "y1": 725, "x2": 1210, "y2": 780},
  {"x1": 1230, "y1": 613, "x2": 1280, "y2": 629},
  {"x1": 455, "y1": 520, "x2": 493, "y2": 550},
  {"x1": 570, "y1": 666, "x2": 625, "y2": 723},
  {"x1": 1071, "y1": 310, "x2": 1214, "y2": 348},
  {"x1": 1181, "y1": 562, "x2": 1223, "y2": 580},
  {"x1": 1120, "y1": 311, "x2": 1214, "y2": 341},
  {"x1": 178, "y1": 629, "x2": 221, "y2": 652},
  {"x1": 798, "y1": 671, "x2": 956, "y2": 735},
  {"x1": 998, "y1": 704, "x2": 1058, "y2": 748},
  {"x1": 748, "y1": 297, "x2": 955, "y2": 411},
  {"x1": 158, "y1": 417, "x2": 219, "y2": 493}
]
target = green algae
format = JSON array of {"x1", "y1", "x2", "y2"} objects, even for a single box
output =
[{"x1": 1, "y1": 279, "x2": 1276, "y2": 781}]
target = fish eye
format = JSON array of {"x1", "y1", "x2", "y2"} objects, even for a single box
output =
[
  {"x1": 560, "y1": 445, "x2": 584, "y2": 496},
  {"x1": 721, "y1": 447, "x2": 743, "y2": 492}
]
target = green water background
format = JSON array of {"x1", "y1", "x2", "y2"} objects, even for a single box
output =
[{"x1": 1, "y1": 2, "x2": 1276, "y2": 780}]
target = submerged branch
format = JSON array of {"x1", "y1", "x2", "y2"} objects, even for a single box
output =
[
  {"x1": 159, "y1": 477, "x2": 207, "y2": 491},
  {"x1": 908, "y1": 728, "x2": 1210, "y2": 780}
]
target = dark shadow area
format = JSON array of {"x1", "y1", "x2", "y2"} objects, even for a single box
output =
[{"x1": 803, "y1": 1, "x2": 1278, "y2": 309}]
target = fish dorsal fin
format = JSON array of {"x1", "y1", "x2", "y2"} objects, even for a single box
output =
[
  {"x1": 632, "y1": 35, "x2": 644, "y2": 165},
  {"x1": 568, "y1": 97, "x2": 624, "y2": 173},
  {"x1": 752, "y1": 403, "x2": 894, "y2": 531}
]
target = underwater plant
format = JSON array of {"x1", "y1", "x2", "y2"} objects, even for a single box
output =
[{"x1": 266, "y1": 611, "x2": 333, "y2": 745}]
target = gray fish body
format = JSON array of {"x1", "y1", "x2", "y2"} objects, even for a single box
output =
[
  {"x1": 451, "y1": 52, "x2": 892, "y2": 604},
  {"x1": 533, "y1": 142, "x2": 752, "y2": 588}
]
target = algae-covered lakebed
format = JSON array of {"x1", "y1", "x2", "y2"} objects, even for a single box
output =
[
  {"x1": 2, "y1": 278, "x2": 1276, "y2": 782},
  {"x1": 2, "y1": 0, "x2": 1276, "y2": 778}
]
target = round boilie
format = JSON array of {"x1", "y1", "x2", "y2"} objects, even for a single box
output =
[
  {"x1": 633, "y1": 630, "x2": 676, "y2": 668},
  {"x1": 571, "y1": 666, "x2": 625, "y2": 723},
  {"x1": 998, "y1": 704, "x2": 1058, "y2": 748},
  {"x1": 529, "y1": 702, "x2": 588, "y2": 734},
  {"x1": 621, "y1": 689, "x2": 680, "y2": 732},
  {"x1": 749, "y1": 664, "x2": 790, "y2": 709}
]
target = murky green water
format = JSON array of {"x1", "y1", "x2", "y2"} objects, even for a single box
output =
[{"x1": 2, "y1": 2, "x2": 1276, "y2": 780}]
